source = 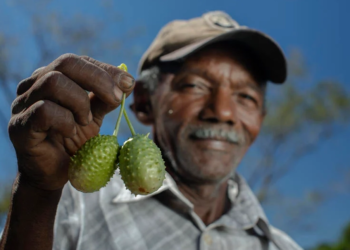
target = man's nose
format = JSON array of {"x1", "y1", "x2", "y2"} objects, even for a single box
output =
[{"x1": 199, "y1": 87, "x2": 235, "y2": 125}]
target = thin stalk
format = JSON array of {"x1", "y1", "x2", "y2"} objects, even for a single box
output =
[
  {"x1": 113, "y1": 93, "x2": 126, "y2": 137},
  {"x1": 123, "y1": 108, "x2": 136, "y2": 136}
]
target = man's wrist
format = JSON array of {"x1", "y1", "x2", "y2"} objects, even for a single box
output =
[
  {"x1": 0, "y1": 173, "x2": 63, "y2": 250},
  {"x1": 16, "y1": 172, "x2": 64, "y2": 198}
]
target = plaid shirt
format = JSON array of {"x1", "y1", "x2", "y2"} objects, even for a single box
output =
[{"x1": 53, "y1": 171, "x2": 302, "y2": 250}]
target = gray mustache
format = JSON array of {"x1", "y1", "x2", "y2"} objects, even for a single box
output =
[{"x1": 189, "y1": 127, "x2": 241, "y2": 144}]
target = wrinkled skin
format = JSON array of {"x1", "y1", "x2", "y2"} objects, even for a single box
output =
[
  {"x1": 136, "y1": 45, "x2": 266, "y2": 184},
  {"x1": 8, "y1": 54, "x2": 135, "y2": 191},
  {"x1": 1, "y1": 54, "x2": 135, "y2": 250},
  {"x1": 133, "y1": 44, "x2": 266, "y2": 223}
]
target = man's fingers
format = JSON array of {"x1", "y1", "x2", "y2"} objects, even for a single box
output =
[
  {"x1": 12, "y1": 71, "x2": 92, "y2": 126},
  {"x1": 36, "y1": 53, "x2": 134, "y2": 118},
  {"x1": 36, "y1": 54, "x2": 119, "y2": 104},
  {"x1": 81, "y1": 55, "x2": 135, "y2": 94},
  {"x1": 79, "y1": 55, "x2": 135, "y2": 122},
  {"x1": 17, "y1": 76, "x2": 36, "y2": 96},
  {"x1": 16, "y1": 67, "x2": 46, "y2": 95},
  {"x1": 15, "y1": 54, "x2": 135, "y2": 121},
  {"x1": 81, "y1": 56, "x2": 135, "y2": 121},
  {"x1": 88, "y1": 92, "x2": 120, "y2": 125},
  {"x1": 9, "y1": 100, "x2": 77, "y2": 151}
]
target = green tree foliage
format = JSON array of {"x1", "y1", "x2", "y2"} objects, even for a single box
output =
[
  {"x1": 310, "y1": 222, "x2": 350, "y2": 250},
  {"x1": 0, "y1": 189, "x2": 11, "y2": 215},
  {"x1": 0, "y1": 185, "x2": 11, "y2": 226}
]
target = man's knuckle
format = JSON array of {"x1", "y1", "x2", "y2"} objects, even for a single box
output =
[
  {"x1": 55, "y1": 53, "x2": 78, "y2": 69},
  {"x1": 81, "y1": 93, "x2": 90, "y2": 107},
  {"x1": 59, "y1": 53, "x2": 77, "y2": 62},
  {"x1": 39, "y1": 71, "x2": 63, "y2": 90},
  {"x1": 32, "y1": 103, "x2": 55, "y2": 128},
  {"x1": 111, "y1": 99, "x2": 121, "y2": 108},
  {"x1": 16, "y1": 76, "x2": 35, "y2": 95},
  {"x1": 45, "y1": 71, "x2": 62, "y2": 82},
  {"x1": 81, "y1": 55, "x2": 94, "y2": 63},
  {"x1": 32, "y1": 101, "x2": 54, "y2": 120},
  {"x1": 65, "y1": 110, "x2": 75, "y2": 123},
  {"x1": 31, "y1": 66, "x2": 46, "y2": 77},
  {"x1": 8, "y1": 116, "x2": 20, "y2": 134},
  {"x1": 11, "y1": 96, "x2": 24, "y2": 114},
  {"x1": 35, "y1": 101, "x2": 49, "y2": 116}
]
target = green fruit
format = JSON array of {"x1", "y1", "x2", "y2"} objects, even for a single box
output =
[
  {"x1": 69, "y1": 135, "x2": 119, "y2": 193},
  {"x1": 119, "y1": 134, "x2": 166, "y2": 195}
]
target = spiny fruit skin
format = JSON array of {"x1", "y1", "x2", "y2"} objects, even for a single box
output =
[
  {"x1": 69, "y1": 135, "x2": 119, "y2": 193},
  {"x1": 119, "y1": 134, "x2": 166, "y2": 195}
]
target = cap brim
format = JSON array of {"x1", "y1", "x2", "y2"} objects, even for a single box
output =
[{"x1": 159, "y1": 28, "x2": 287, "y2": 84}]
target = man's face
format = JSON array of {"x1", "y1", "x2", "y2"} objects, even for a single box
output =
[{"x1": 150, "y1": 46, "x2": 266, "y2": 184}]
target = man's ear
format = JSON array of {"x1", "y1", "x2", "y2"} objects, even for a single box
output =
[{"x1": 130, "y1": 80, "x2": 154, "y2": 125}]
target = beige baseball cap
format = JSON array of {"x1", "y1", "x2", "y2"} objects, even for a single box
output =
[{"x1": 138, "y1": 11, "x2": 287, "y2": 84}]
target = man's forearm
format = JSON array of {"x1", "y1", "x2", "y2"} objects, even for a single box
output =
[{"x1": 0, "y1": 173, "x2": 62, "y2": 250}]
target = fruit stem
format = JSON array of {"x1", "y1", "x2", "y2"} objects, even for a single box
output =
[
  {"x1": 113, "y1": 93, "x2": 126, "y2": 137},
  {"x1": 115, "y1": 63, "x2": 135, "y2": 137},
  {"x1": 123, "y1": 108, "x2": 136, "y2": 136}
]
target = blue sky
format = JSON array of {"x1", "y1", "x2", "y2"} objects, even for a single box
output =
[{"x1": 0, "y1": 0, "x2": 349, "y2": 248}]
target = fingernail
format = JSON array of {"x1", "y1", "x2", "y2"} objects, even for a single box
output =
[
  {"x1": 119, "y1": 74, "x2": 135, "y2": 90},
  {"x1": 114, "y1": 85, "x2": 123, "y2": 101}
]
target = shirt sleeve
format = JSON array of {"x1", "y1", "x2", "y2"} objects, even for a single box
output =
[{"x1": 53, "y1": 183, "x2": 83, "y2": 250}]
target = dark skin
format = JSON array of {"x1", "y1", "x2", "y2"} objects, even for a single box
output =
[
  {"x1": 0, "y1": 45, "x2": 265, "y2": 250},
  {"x1": 0, "y1": 54, "x2": 135, "y2": 250},
  {"x1": 134, "y1": 45, "x2": 266, "y2": 224}
]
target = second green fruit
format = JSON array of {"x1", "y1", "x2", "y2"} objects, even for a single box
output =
[{"x1": 119, "y1": 134, "x2": 166, "y2": 195}]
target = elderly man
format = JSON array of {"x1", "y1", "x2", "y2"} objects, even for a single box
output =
[{"x1": 0, "y1": 11, "x2": 302, "y2": 250}]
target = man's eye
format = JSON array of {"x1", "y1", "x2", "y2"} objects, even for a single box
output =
[
  {"x1": 175, "y1": 81, "x2": 209, "y2": 95},
  {"x1": 181, "y1": 83, "x2": 197, "y2": 88},
  {"x1": 239, "y1": 93, "x2": 257, "y2": 103}
]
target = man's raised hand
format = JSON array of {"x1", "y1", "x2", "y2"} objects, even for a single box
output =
[{"x1": 8, "y1": 53, "x2": 135, "y2": 191}]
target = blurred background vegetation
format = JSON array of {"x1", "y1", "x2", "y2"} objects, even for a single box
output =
[
  {"x1": 0, "y1": 0, "x2": 349, "y2": 248},
  {"x1": 310, "y1": 222, "x2": 350, "y2": 250}
]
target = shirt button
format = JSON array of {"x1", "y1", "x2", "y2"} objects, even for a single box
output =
[{"x1": 203, "y1": 234, "x2": 212, "y2": 245}]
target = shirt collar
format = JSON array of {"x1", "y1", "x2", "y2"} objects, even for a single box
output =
[
  {"x1": 112, "y1": 170, "x2": 268, "y2": 226},
  {"x1": 111, "y1": 170, "x2": 280, "y2": 248},
  {"x1": 228, "y1": 173, "x2": 269, "y2": 227},
  {"x1": 112, "y1": 171, "x2": 192, "y2": 205}
]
